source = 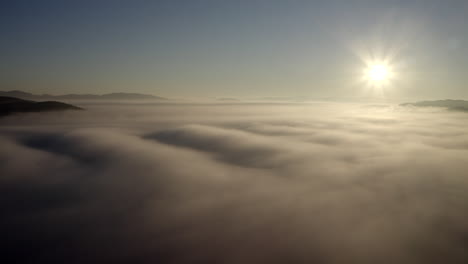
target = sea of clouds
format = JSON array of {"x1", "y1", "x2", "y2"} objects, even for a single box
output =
[{"x1": 1, "y1": 101, "x2": 468, "y2": 263}]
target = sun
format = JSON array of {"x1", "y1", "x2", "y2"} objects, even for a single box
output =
[
  {"x1": 366, "y1": 64, "x2": 389, "y2": 81},
  {"x1": 352, "y1": 45, "x2": 402, "y2": 92},
  {"x1": 363, "y1": 62, "x2": 394, "y2": 86}
]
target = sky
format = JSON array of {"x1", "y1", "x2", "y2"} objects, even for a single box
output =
[{"x1": 1, "y1": 0, "x2": 468, "y2": 99}]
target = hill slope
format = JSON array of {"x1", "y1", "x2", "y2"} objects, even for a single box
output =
[{"x1": 0, "y1": 96, "x2": 83, "y2": 116}]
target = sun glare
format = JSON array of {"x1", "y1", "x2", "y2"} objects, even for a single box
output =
[{"x1": 364, "y1": 63, "x2": 393, "y2": 85}]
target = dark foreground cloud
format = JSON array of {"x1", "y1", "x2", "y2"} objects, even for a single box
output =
[{"x1": 1, "y1": 103, "x2": 468, "y2": 263}]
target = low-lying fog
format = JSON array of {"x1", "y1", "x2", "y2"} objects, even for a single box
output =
[{"x1": 1, "y1": 102, "x2": 468, "y2": 263}]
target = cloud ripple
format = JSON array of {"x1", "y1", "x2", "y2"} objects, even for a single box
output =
[{"x1": 1, "y1": 103, "x2": 468, "y2": 263}]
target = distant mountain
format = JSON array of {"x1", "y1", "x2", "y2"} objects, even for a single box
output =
[
  {"x1": 0, "y1": 90, "x2": 167, "y2": 101},
  {"x1": 0, "y1": 96, "x2": 83, "y2": 117},
  {"x1": 401, "y1": 99, "x2": 468, "y2": 112}
]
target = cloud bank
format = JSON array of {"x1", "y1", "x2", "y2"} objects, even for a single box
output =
[{"x1": 1, "y1": 102, "x2": 468, "y2": 263}]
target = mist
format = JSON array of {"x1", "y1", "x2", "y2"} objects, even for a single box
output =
[{"x1": 1, "y1": 102, "x2": 468, "y2": 264}]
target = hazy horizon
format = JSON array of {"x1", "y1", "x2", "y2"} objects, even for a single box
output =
[{"x1": 2, "y1": 88, "x2": 467, "y2": 104}]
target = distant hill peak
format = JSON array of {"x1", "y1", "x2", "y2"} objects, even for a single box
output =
[{"x1": 0, "y1": 90, "x2": 167, "y2": 101}]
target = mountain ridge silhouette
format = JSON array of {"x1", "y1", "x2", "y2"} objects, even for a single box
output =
[
  {"x1": 0, "y1": 90, "x2": 167, "y2": 101},
  {"x1": 0, "y1": 96, "x2": 83, "y2": 117}
]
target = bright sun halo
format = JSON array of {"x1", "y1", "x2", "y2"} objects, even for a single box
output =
[
  {"x1": 367, "y1": 64, "x2": 388, "y2": 81},
  {"x1": 363, "y1": 62, "x2": 394, "y2": 86},
  {"x1": 365, "y1": 64, "x2": 391, "y2": 82}
]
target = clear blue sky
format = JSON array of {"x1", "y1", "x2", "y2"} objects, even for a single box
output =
[{"x1": 1, "y1": 0, "x2": 468, "y2": 99}]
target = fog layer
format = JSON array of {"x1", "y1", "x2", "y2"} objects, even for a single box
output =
[{"x1": 1, "y1": 102, "x2": 468, "y2": 264}]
